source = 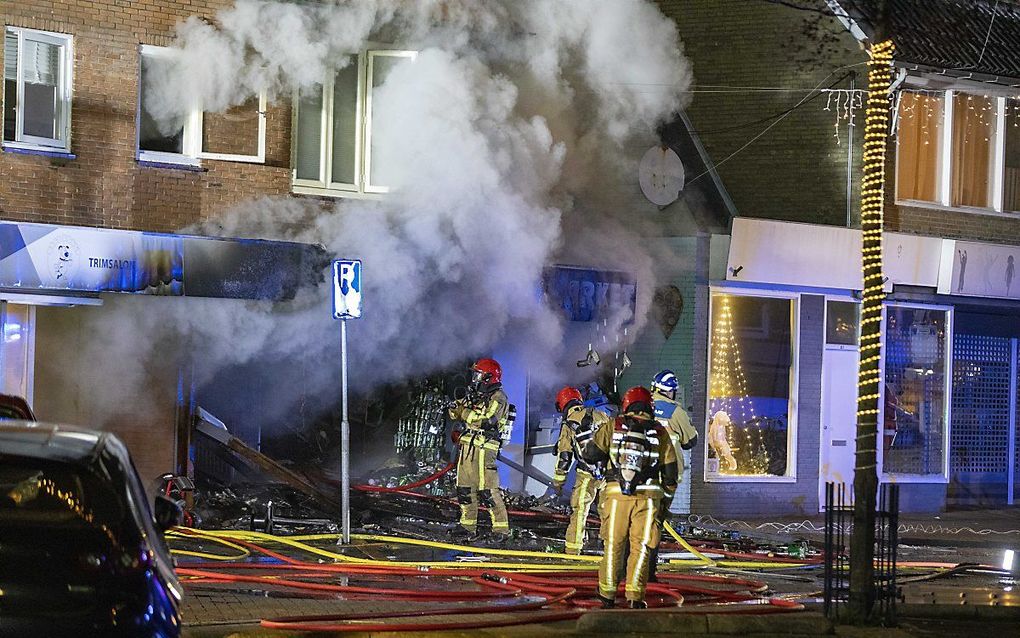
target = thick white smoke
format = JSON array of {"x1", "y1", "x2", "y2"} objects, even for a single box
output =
[{"x1": 71, "y1": 0, "x2": 693, "y2": 425}]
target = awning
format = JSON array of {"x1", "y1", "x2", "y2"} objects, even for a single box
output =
[{"x1": 0, "y1": 221, "x2": 327, "y2": 301}]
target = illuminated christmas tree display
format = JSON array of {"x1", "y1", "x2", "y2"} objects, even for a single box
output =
[{"x1": 708, "y1": 294, "x2": 770, "y2": 475}]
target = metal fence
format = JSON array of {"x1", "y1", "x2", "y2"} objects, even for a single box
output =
[{"x1": 823, "y1": 482, "x2": 900, "y2": 624}]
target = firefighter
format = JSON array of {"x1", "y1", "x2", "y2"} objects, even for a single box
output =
[
  {"x1": 551, "y1": 386, "x2": 611, "y2": 554},
  {"x1": 447, "y1": 358, "x2": 511, "y2": 541},
  {"x1": 584, "y1": 386, "x2": 678, "y2": 609},
  {"x1": 648, "y1": 369, "x2": 699, "y2": 581}
]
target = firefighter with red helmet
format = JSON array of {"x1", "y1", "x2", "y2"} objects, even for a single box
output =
[
  {"x1": 583, "y1": 386, "x2": 678, "y2": 609},
  {"x1": 447, "y1": 358, "x2": 511, "y2": 541},
  {"x1": 552, "y1": 386, "x2": 611, "y2": 554}
]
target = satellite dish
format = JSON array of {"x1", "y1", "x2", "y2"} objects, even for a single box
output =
[{"x1": 639, "y1": 146, "x2": 684, "y2": 206}]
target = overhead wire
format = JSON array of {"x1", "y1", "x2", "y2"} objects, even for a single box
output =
[{"x1": 685, "y1": 61, "x2": 868, "y2": 186}]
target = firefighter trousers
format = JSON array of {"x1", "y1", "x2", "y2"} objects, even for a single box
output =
[
  {"x1": 565, "y1": 471, "x2": 604, "y2": 554},
  {"x1": 455, "y1": 442, "x2": 509, "y2": 533},
  {"x1": 598, "y1": 491, "x2": 662, "y2": 602}
]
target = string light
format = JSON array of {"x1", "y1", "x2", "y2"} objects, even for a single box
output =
[
  {"x1": 709, "y1": 294, "x2": 770, "y2": 475},
  {"x1": 856, "y1": 40, "x2": 895, "y2": 476},
  {"x1": 825, "y1": 88, "x2": 864, "y2": 144}
]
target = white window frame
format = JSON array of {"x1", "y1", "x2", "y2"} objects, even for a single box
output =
[
  {"x1": 137, "y1": 44, "x2": 265, "y2": 167},
  {"x1": 895, "y1": 88, "x2": 1017, "y2": 216},
  {"x1": 703, "y1": 286, "x2": 801, "y2": 483},
  {"x1": 196, "y1": 93, "x2": 267, "y2": 164},
  {"x1": 292, "y1": 49, "x2": 416, "y2": 198},
  {"x1": 3, "y1": 26, "x2": 73, "y2": 152},
  {"x1": 877, "y1": 301, "x2": 953, "y2": 484}
]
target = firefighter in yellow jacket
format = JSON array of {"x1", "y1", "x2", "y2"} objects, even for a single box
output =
[
  {"x1": 583, "y1": 386, "x2": 678, "y2": 609},
  {"x1": 551, "y1": 386, "x2": 611, "y2": 554},
  {"x1": 447, "y1": 358, "x2": 511, "y2": 541},
  {"x1": 649, "y1": 369, "x2": 699, "y2": 581}
]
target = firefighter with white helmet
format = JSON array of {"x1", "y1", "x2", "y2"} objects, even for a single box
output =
[
  {"x1": 648, "y1": 369, "x2": 698, "y2": 580},
  {"x1": 447, "y1": 358, "x2": 512, "y2": 541},
  {"x1": 551, "y1": 386, "x2": 611, "y2": 554},
  {"x1": 583, "y1": 386, "x2": 678, "y2": 608}
]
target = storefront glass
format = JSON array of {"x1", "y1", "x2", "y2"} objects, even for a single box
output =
[
  {"x1": 0, "y1": 302, "x2": 35, "y2": 403},
  {"x1": 882, "y1": 304, "x2": 951, "y2": 479},
  {"x1": 706, "y1": 293, "x2": 796, "y2": 479}
]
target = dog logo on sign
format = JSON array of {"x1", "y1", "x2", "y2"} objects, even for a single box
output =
[{"x1": 48, "y1": 236, "x2": 80, "y2": 282}]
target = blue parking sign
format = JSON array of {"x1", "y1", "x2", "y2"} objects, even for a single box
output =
[{"x1": 333, "y1": 259, "x2": 362, "y2": 319}]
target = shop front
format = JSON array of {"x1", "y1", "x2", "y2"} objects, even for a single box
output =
[
  {"x1": 0, "y1": 220, "x2": 325, "y2": 484},
  {"x1": 690, "y1": 218, "x2": 1019, "y2": 515}
]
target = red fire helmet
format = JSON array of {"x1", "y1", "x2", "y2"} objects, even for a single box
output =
[
  {"x1": 621, "y1": 386, "x2": 654, "y2": 414},
  {"x1": 555, "y1": 386, "x2": 583, "y2": 413},
  {"x1": 472, "y1": 358, "x2": 502, "y2": 385}
]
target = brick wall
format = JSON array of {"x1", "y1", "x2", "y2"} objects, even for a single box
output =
[
  {"x1": 1, "y1": 0, "x2": 292, "y2": 233},
  {"x1": 657, "y1": 0, "x2": 868, "y2": 226}
]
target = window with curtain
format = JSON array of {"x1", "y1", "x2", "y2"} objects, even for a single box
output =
[
  {"x1": 951, "y1": 94, "x2": 997, "y2": 208},
  {"x1": 3, "y1": 27, "x2": 72, "y2": 150},
  {"x1": 896, "y1": 91, "x2": 944, "y2": 202},
  {"x1": 1002, "y1": 98, "x2": 1020, "y2": 212},
  {"x1": 292, "y1": 50, "x2": 416, "y2": 196}
]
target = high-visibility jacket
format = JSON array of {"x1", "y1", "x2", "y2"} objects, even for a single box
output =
[
  {"x1": 449, "y1": 387, "x2": 509, "y2": 452},
  {"x1": 652, "y1": 390, "x2": 698, "y2": 451},
  {"x1": 553, "y1": 405, "x2": 611, "y2": 485},
  {"x1": 584, "y1": 414, "x2": 678, "y2": 501}
]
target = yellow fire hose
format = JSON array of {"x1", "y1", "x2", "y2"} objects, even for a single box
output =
[{"x1": 168, "y1": 527, "x2": 811, "y2": 570}]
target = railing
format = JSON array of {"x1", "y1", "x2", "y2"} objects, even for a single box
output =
[{"x1": 823, "y1": 482, "x2": 900, "y2": 624}]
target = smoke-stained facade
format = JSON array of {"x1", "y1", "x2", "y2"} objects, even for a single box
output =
[{"x1": 2, "y1": 0, "x2": 704, "y2": 488}]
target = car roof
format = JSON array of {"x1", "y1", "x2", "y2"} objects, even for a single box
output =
[{"x1": 0, "y1": 421, "x2": 108, "y2": 463}]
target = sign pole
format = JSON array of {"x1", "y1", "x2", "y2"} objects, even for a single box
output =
[
  {"x1": 331, "y1": 258, "x2": 361, "y2": 546},
  {"x1": 340, "y1": 318, "x2": 351, "y2": 544}
]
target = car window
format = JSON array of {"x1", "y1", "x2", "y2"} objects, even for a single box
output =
[
  {"x1": 0, "y1": 406, "x2": 28, "y2": 420},
  {"x1": 0, "y1": 456, "x2": 127, "y2": 545}
]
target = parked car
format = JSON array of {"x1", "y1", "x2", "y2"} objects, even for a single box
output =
[
  {"x1": 0, "y1": 421, "x2": 182, "y2": 637},
  {"x1": 0, "y1": 393, "x2": 35, "y2": 421}
]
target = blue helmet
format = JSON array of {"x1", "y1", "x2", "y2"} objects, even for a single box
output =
[{"x1": 652, "y1": 370, "x2": 679, "y2": 398}]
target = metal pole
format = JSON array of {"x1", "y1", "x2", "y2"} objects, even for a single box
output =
[
  {"x1": 846, "y1": 71, "x2": 856, "y2": 228},
  {"x1": 340, "y1": 319, "x2": 351, "y2": 544},
  {"x1": 1008, "y1": 338, "x2": 1017, "y2": 506}
]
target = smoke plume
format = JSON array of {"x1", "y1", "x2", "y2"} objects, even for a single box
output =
[{"x1": 69, "y1": 0, "x2": 693, "y2": 426}]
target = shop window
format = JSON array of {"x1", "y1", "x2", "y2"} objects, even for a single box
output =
[
  {"x1": 826, "y1": 300, "x2": 859, "y2": 346},
  {"x1": 3, "y1": 27, "x2": 73, "y2": 152},
  {"x1": 705, "y1": 292, "x2": 797, "y2": 480},
  {"x1": 896, "y1": 89, "x2": 1020, "y2": 214},
  {"x1": 138, "y1": 45, "x2": 265, "y2": 166},
  {"x1": 0, "y1": 302, "x2": 35, "y2": 405},
  {"x1": 881, "y1": 304, "x2": 952, "y2": 480},
  {"x1": 292, "y1": 49, "x2": 416, "y2": 197}
]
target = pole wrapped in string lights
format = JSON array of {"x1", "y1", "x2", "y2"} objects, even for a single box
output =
[{"x1": 849, "y1": 38, "x2": 895, "y2": 623}]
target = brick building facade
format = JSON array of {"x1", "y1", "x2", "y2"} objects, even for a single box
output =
[
  {"x1": 2, "y1": 0, "x2": 292, "y2": 233},
  {"x1": 0, "y1": 1, "x2": 312, "y2": 486}
]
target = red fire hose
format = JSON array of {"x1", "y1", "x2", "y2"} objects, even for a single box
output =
[
  {"x1": 176, "y1": 534, "x2": 805, "y2": 633},
  {"x1": 354, "y1": 461, "x2": 455, "y2": 492}
]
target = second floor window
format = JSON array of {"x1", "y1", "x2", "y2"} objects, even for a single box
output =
[
  {"x1": 896, "y1": 89, "x2": 1020, "y2": 214},
  {"x1": 292, "y1": 49, "x2": 416, "y2": 197},
  {"x1": 3, "y1": 26, "x2": 73, "y2": 152},
  {"x1": 138, "y1": 44, "x2": 266, "y2": 167}
]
